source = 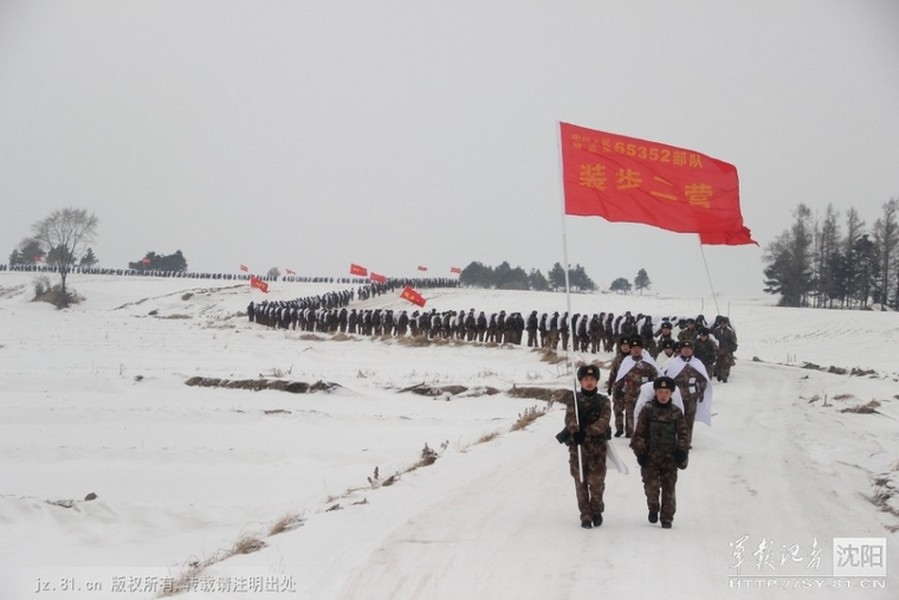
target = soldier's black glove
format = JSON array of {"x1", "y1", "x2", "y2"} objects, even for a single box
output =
[
  {"x1": 675, "y1": 449, "x2": 688, "y2": 469},
  {"x1": 637, "y1": 454, "x2": 648, "y2": 467},
  {"x1": 572, "y1": 431, "x2": 587, "y2": 445}
]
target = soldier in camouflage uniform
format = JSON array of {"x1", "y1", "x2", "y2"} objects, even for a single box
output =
[
  {"x1": 663, "y1": 340, "x2": 710, "y2": 448},
  {"x1": 538, "y1": 312, "x2": 549, "y2": 348},
  {"x1": 548, "y1": 312, "x2": 560, "y2": 350},
  {"x1": 602, "y1": 313, "x2": 615, "y2": 352},
  {"x1": 564, "y1": 364, "x2": 612, "y2": 529},
  {"x1": 559, "y1": 312, "x2": 570, "y2": 351},
  {"x1": 713, "y1": 317, "x2": 738, "y2": 383},
  {"x1": 655, "y1": 338, "x2": 677, "y2": 372},
  {"x1": 589, "y1": 313, "x2": 604, "y2": 353},
  {"x1": 639, "y1": 315, "x2": 657, "y2": 357},
  {"x1": 630, "y1": 376, "x2": 689, "y2": 529},
  {"x1": 677, "y1": 318, "x2": 698, "y2": 344},
  {"x1": 526, "y1": 311, "x2": 539, "y2": 348},
  {"x1": 614, "y1": 337, "x2": 659, "y2": 438},
  {"x1": 606, "y1": 336, "x2": 630, "y2": 437},
  {"x1": 654, "y1": 321, "x2": 676, "y2": 358},
  {"x1": 693, "y1": 327, "x2": 718, "y2": 376}
]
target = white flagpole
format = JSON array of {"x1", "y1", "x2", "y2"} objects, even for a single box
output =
[
  {"x1": 556, "y1": 121, "x2": 585, "y2": 483},
  {"x1": 697, "y1": 238, "x2": 721, "y2": 316}
]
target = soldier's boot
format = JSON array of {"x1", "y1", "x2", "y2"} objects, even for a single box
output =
[
  {"x1": 648, "y1": 510, "x2": 658, "y2": 524},
  {"x1": 581, "y1": 520, "x2": 593, "y2": 529},
  {"x1": 661, "y1": 521, "x2": 673, "y2": 529},
  {"x1": 614, "y1": 429, "x2": 624, "y2": 438},
  {"x1": 592, "y1": 514, "x2": 603, "y2": 527}
]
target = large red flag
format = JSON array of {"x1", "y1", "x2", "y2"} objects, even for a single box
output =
[
  {"x1": 350, "y1": 263, "x2": 368, "y2": 277},
  {"x1": 417, "y1": 265, "x2": 428, "y2": 272},
  {"x1": 370, "y1": 272, "x2": 386, "y2": 283},
  {"x1": 560, "y1": 122, "x2": 755, "y2": 244},
  {"x1": 249, "y1": 275, "x2": 269, "y2": 293},
  {"x1": 240, "y1": 264, "x2": 249, "y2": 272},
  {"x1": 698, "y1": 227, "x2": 756, "y2": 246},
  {"x1": 450, "y1": 266, "x2": 462, "y2": 274},
  {"x1": 400, "y1": 286, "x2": 426, "y2": 307}
]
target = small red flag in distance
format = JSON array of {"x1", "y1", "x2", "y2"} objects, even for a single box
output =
[
  {"x1": 249, "y1": 275, "x2": 269, "y2": 293},
  {"x1": 400, "y1": 286, "x2": 426, "y2": 307}
]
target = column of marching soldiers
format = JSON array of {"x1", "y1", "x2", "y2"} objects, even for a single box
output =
[{"x1": 246, "y1": 284, "x2": 739, "y2": 384}]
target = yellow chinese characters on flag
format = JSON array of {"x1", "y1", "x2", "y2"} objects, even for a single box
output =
[{"x1": 561, "y1": 122, "x2": 755, "y2": 245}]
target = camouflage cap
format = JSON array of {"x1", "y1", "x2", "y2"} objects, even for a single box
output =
[
  {"x1": 654, "y1": 376, "x2": 676, "y2": 390},
  {"x1": 577, "y1": 364, "x2": 601, "y2": 381}
]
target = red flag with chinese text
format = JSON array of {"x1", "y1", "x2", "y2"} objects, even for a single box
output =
[
  {"x1": 240, "y1": 264, "x2": 249, "y2": 272},
  {"x1": 350, "y1": 263, "x2": 368, "y2": 277},
  {"x1": 450, "y1": 266, "x2": 462, "y2": 274},
  {"x1": 370, "y1": 272, "x2": 386, "y2": 283},
  {"x1": 417, "y1": 265, "x2": 428, "y2": 272},
  {"x1": 698, "y1": 227, "x2": 756, "y2": 246},
  {"x1": 400, "y1": 286, "x2": 426, "y2": 307},
  {"x1": 560, "y1": 122, "x2": 755, "y2": 245},
  {"x1": 249, "y1": 276, "x2": 269, "y2": 293}
]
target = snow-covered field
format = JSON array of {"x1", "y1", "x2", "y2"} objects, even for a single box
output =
[{"x1": 0, "y1": 272, "x2": 896, "y2": 600}]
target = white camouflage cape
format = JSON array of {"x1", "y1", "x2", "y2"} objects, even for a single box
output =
[
  {"x1": 613, "y1": 351, "x2": 658, "y2": 384},
  {"x1": 634, "y1": 380, "x2": 685, "y2": 419},
  {"x1": 605, "y1": 438, "x2": 629, "y2": 475},
  {"x1": 662, "y1": 356, "x2": 713, "y2": 427}
]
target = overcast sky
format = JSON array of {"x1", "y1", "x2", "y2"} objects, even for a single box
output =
[{"x1": 1, "y1": 0, "x2": 897, "y2": 297}]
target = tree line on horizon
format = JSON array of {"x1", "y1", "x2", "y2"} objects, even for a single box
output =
[
  {"x1": 9, "y1": 207, "x2": 656, "y2": 307},
  {"x1": 459, "y1": 261, "x2": 652, "y2": 295},
  {"x1": 763, "y1": 198, "x2": 898, "y2": 309}
]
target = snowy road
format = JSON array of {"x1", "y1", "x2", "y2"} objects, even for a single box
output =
[{"x1": 266, "y1": 361, "x2": 895, "y2": 600}]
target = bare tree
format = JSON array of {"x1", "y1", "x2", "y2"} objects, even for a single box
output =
[{"x1": 31, "y1": 207, "x2": 99, "y2": 307}]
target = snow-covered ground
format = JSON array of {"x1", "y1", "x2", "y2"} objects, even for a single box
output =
[{"x1": 0, "y1": 272, "x2": 896, "y2": 600}]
